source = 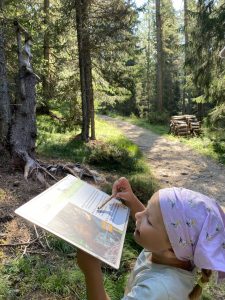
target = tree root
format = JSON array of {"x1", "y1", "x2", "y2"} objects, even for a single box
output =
[{"x1": 13, "y1": 149, "x2": 105, "y2": 188}]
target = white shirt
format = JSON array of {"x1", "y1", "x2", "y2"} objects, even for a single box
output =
[{"x1": 122, "y1": 250, "x2": 195, "y2": 300}]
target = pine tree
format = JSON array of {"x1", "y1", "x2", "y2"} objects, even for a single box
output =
[
  {"x1": 155, "y1": 0, "x2": 163, "y2": 112},
  {"x1": 0, "y1": 0, "x2": 11, "y2": 147}
]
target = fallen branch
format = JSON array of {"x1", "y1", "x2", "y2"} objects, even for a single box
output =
[
  {"x1": 33, "y1": 225, "x2": 45, "y2": 249},
  {"x1": 0, "y1": 237, "x2": 39, "y2": 247},
  {"x1": 63, "y1": 166, "x2": 78, "y2": 178},
  {"x1": 38, "y1": 164, "x2": 58, "y2": 181},
  {"x1": 26, "y1": 250, "x2": 49, "y2": 255},
  {"x1": 21, "y1": 237, "x2": 30, "y2": 257}
]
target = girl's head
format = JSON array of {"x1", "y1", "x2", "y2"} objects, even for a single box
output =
[
  {"x1": 135, "y1": 187, "x2": 225, "y2": 278},
  {"x1": 159, "y1": 187, "x2": 225, "y2": 280}
]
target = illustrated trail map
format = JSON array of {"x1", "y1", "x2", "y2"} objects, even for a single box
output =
[{"x1": 15, "y1": 175, "x2": 130, "y2": 269}]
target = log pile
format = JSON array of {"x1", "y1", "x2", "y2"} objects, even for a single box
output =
[{"x1": 170, "y1": 115, "x2": 201, "y2": 136}]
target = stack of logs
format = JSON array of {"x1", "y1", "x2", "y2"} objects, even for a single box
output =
[{"x1": 170, "y1": 115, "x2": 201, "y2": 136}]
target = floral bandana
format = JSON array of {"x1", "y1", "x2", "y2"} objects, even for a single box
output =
[{"x1": 159, "y1": 187, "x2": 225, "y2": 281}]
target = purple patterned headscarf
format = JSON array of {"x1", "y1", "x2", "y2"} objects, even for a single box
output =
[{"x1": 159, "y1": 187, "x2": 225, "y2": 281}]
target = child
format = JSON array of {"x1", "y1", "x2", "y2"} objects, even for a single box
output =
[{"x1": 77, "y1": 177, "x2": 225, "y2": 300}]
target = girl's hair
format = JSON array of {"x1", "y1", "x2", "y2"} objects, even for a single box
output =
[{"x1": 189, "y1": 269, "x2": 212, "y2": 300}]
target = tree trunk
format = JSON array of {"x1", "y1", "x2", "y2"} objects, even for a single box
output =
[
  {"x1": 41, "y1": 0, "x2": 50, "y2": 114},
  {"x1": 146, "y1": 0, "x2": 151, "y2": 118},
  {"x1": 0, "y1": 5, "x2": 11, "y2": 147},
  {"x1": 10, "y1": 21, "x2": 37, "y2": 172},
  {"x1": 74, "y1": 0, "x2": 95, "y2": 141},
  {"x1": 183, "y1": 0, "x2": 188, "y2": 114},
  {"x1": 156, "y1": 0, "x2": 163, "y2": 112}
]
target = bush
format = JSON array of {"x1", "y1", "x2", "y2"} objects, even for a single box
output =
[
  {"x1": 147, "y1": 111, "x2": 170, "y2": 125},
  {"x1": 87, "y1": 138, "x2": 144, "y2": 172},
  {"x1": 129, "y1": 173, "x2": 159, "y2": 203},
  {"x1": 0, "y1": 275, "x2": 11, "y2": 299}
]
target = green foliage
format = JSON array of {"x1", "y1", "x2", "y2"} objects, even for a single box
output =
[
  {"x1": 47, "y1": 235, "x2": 75, "y2": 254},
  {"x1": 37, "y1": 116, "x2": 149, "y2": 173},
  {"x1": 206, "y1": 103, "x2": 225, "y2": 141},
  {"x1": 120, "y1": 115, "x2": 169, "y2": 135},
  {"x1": 0, "y1": 273, "x2": 11, "y2": 299},
  {"x1": 129, "y1": 173, "x2": 159, "y2": 203},
  {"x1": 87, "y1": 138, "x2": 144, "y2": 172},
  {"x1": 169, "y1": 131, "x2": 225, "y2": 165},
  {"x1": 36, "y1": 115, "x2": 87, "y2": 162},
  {"x1": 0, "y1": 255, "x2": 86, "y2": 299},
  {"x1": 187, "y1": 1, "x2": 225, "y2": 109},
  {"x1": 147, "y1": 111, "x2": 170, "y2": 125}
]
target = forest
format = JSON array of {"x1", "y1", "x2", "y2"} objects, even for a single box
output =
[
  {"x1": 0, "y1": 0, "x2": 225, "y2": 299},
  {"x1": 1, "y1": 0, "x2": 225, "y2": 163}
]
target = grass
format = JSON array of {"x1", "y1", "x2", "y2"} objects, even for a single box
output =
[
  {"x1": 37, "y1": 115, "x2": 142, "y2": 166},
  {"x1": 168, "y1": 135, "x2": 225, "y2": 164},
  {"x1": 120, "y1": 115, "x2": 225, "y2": 165},
  {"x1": 2, "y1": 113, "x2": 224, "y2": 299},
  {"x1": 0, "y1": 254, "x2": 86, "y2": 299},
  {"x1": 0, "y1": 114, "x2": 158, "y2": 299},
  {"x1": 113, "y1": 114, "x2": 169, "y2": 135},
  {"x1": 0, "y1": 235, "x2": 139, "y2": 300}
]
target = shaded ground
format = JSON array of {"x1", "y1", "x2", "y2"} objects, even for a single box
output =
[
  {"x1": 0, "y1": 155, "x2": 116, "y2": 299},
  {"x1": 0, "y1": 156, "x2": 114, "y2": 254},
  {"x1": 1, "y1": 117, "x2": 225, "y2": 299},
  {"x1": 101, "y1": 116, "x2": 225, "y2": 207}
]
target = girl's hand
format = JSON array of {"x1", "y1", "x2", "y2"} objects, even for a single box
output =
[
  {"x1": 112, "y1": 177, "x2": 145, "y2": 219},
  {"x1": 77, "y1": 249, "x2": 101, "y2": 276},
  {"x1": 76, "y1": 250, "x2": 110, "y2": 300},
  {"x1": 112, "y1": 177, "x2": 135, "y2": 206}
]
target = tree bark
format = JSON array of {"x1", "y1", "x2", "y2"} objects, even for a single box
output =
[
  {"x1": 183, "y1": 0, "x2": 188, "y2": 114},
  {"x1": 156, "y1": 0, "x2": 163, "y2": 112},
  {"x1": 146, "y1": 0, "x2": 151, "y2": 118},
  {"x1": 74, "y1": 0, "x2": 95, "y2": 141},
  {"x1": 0, "y1": 5, "x2": 11, "y2": 147},
  {"x1": 41, "y1": 0, "x2": 50, "y2": 114},
  {"x1": 10, "y1": 21, "x2": 37, "y2": 172}
]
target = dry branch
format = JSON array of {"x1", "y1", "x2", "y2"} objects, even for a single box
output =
[{"x1": 0, "y1": 237, "x2": 39, "y2": 247}]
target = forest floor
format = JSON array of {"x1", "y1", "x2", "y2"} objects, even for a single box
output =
[
  {"x1": 0, "y1": 155, "x2": 115, "y2": 300},
  {"x1": 101, "y1": 115, "x2": 225, "y2": 207},
  {"x1": 1, "y1": 116, "x2": 225, "y2": 299}
]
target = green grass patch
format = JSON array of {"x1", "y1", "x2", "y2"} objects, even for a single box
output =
[
  {"x1": 115, "y1": 115, "x2": 225, "y2": 165},
  {"x1": 0, "y1": 255, "x2": 86, "y2": 299},
  {"x1": 7, "y1": 113, "x2": 157, "y2": 299},
  {"x1": 87, "y1": 138, "x2": 145, "y2": 172},
  {"x1": 36, "y1": 115, "x2": 149, "y2": 173},
  {"x1": 167, "y1": 134, "x2": 225, "y2": 164},
  {"x1": 3, "y1": 113, "x2": 224, "y2": 299},
  {"x1": 113, "y1": 115, "x2": 169, "y2": 135}
]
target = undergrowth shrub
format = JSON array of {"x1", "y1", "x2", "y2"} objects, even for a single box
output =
[
  {"x1": 47, "y1": 235, "x2": 75, "y2": 254},
  {"x1": 129, "y1": 173, "x2": 159, "y2": 202},
  {"x1": 147, "y1": 111, "x2": 170, "y2": 125},
  {"x1": 0, "y1": 274, "x2": 11, "y2": 299},
  {"x1": 87, "y1": 138, "x2": 144, "y2": 172}
]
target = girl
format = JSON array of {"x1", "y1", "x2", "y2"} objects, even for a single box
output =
[{"x1": 77, "y1": 177, "x2": 225, "y2": 300}]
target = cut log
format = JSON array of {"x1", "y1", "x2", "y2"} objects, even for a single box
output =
[{"x1": 170, "y1": 114, "x2": 201, "y2": 137}]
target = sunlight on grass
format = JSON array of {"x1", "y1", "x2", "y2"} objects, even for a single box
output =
[
  {"x1": 116, "y1": 115, "x2": 225, "y2": 164},
  {"x1": 116, "y1": 115, "x2": 169, "y2": 135},
  {"x1": 24, "y1": 114, "x2": 158, "y2": 299},
  {"x1": 10, "y1": 114, "x2": 223, "y2": 299},
  {"x1": 95, "y1": 116, "x2": 124, "y2": 140},
  {"x1": 167, "y1": 134, "x2": 225, "y2": 164}
]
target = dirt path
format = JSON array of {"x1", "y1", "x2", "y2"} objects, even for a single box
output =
[{"x1": 101, "y1": 116, "x2": 225, "y2": 206}]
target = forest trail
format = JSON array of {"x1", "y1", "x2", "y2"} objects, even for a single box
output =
[{"x1": 101, "y1": 116, "x2": 225, "y2": 206}]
